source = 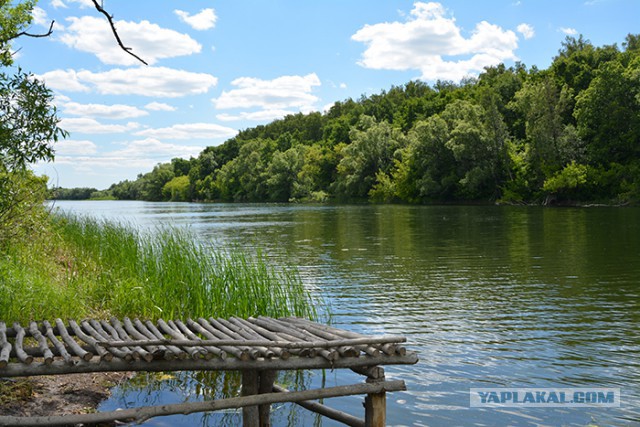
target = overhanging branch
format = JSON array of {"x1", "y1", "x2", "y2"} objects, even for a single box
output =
[
  {"x1": 1, "y1": 21, "x2": 55, "y2": 44},
  {"x1": 90, "y1": 0, "x2": 148, "y2": 66}
]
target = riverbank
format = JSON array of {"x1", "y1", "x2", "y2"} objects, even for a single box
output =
[
  {"x1": 0, "y1": 211, "x2": 322, "y2": 423},
  {"x1": 0, "y1": 372, "x2": 133, "y2": 420}
]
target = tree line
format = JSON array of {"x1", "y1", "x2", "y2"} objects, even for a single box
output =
[{"x1": 92, "y1": 35, "x2": 640, "y2": 205}]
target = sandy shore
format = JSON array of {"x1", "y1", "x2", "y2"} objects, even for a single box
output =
[{"x1": 0, "y1": 372, "x2": 133, "y2": 423}]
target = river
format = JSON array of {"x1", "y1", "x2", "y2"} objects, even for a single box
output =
[{"x1": 52, "y1": 200, "x2": 640, "y2": 426}]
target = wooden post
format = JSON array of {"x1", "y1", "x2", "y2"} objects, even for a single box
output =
[
  {"x1": 364, "y1": 371, "x2": 386, "y2": 427},
  {"x1": 242, "y1": 370, "x2": 259, "y2": 427},
  {"x1": 258, "y1": 370, "x2": 277, "y2": 427}
]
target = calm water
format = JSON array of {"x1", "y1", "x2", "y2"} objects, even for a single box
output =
[{"x1": 53, "y1": 201, "x2": 640, "y2": 426}]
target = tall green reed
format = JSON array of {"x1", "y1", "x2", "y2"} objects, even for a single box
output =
[{"x1": 48, "y1": 213, "x2": 321, "y2": 322}]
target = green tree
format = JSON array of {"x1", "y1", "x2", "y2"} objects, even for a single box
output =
[
  {"x1": 542, "y1": 160, "x2": 588, "y2": 202},
  {"x1": 394, "y1": 115, "x2": 456, "y2": 202},
  {"x1": 323, "y1": 98, "x2": 363, "y2": 146},
  {"x1": 393, "y1": 100, "x2": 501, "y2": 202},
  {"x1": 0, "y1": 69, "x2": 65, "y2": 170},
  {"x1": 0, "y1": 2, "x2": 61, "y2": 170},
  {"x1": 109, "y1": 179, "x2": 142, "y2": 200},
  {"x1": 574, "y1": 59, "x2": 640, "y2": 165},
  {"x1": 509, "y1": 75, "x2": 582, "y2": 190},
  {"x1": 476, "y1": 63, "x2": 526, "y2": 140},
  {"x1": 293, "y1": 144, "x2": 337, "y2": 201},
  {"x1": 551, "y1": 35, "x2": 618, "y2": 94},
  {"x1": 162, "y1": 175, "x2": 190, "y2": 201},
  {"x1": 171, "y1": 157, "x2": 192, "y2": 177},
  {"x1": 0, "y1": 169, "x2": 48, "y2": 245},
  {"x1": 215, "y1": 139, "x2": 273, "y2": 201},
  {"x1": 50, "y1": 187, "x2": 97, "y2": 200},
  {"x1": 139, "y1": 163, "x2": 174, "y2": 201},
  {"x1": 333, "y1": 116, "x2": 407, "y2": 199},
  {"x1": 0, "y1": 1, "x2": 67, "y2": 244},
  {"x1": 188, "y1": 150, "x2": 220, "y2": 200},
  {"x1": 265, "y1": 146, "x2": 306, "y2": 202},
  {"x1": 0, "y1": 0, "x2": 38, "y2": 67},
  {"x1": 440, "y1": 100, "x2": 498, "y2": 198}
]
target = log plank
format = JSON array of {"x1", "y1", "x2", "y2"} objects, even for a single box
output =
[
  {"x1": 28, "y1": 322, "x2": 54, "y2": 365},
  {"x1": 55, "y1": 319, "x2": 92, "y2": 361},
  {"x1": 0, "y1": 322, "x2": 11, "y2": 368},
  {"x1": 12, "y1": 322, "x2": 33, "y2": 365}
]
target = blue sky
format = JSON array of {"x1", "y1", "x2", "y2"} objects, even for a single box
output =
[{"x1": 13, "y1": 0, "x2": 639, "y2": 189}]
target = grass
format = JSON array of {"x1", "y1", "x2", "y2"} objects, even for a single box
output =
[
  {"x1": 0, "y1": 211, "x2": 323, "y2": 419},
  {"x1": 0, "y1": 213, "x2": 321, "y2": 323}
]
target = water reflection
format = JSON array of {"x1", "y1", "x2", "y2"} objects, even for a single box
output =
[{"x1": 54, "y1": 201, "x2": 640, "y2": 426}]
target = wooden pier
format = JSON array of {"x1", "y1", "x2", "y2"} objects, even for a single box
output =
[{"x1": 0, "y1": 316, "x2": 418, "y2": 426}]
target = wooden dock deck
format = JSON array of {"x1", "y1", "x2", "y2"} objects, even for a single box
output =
[{"x1": 0, "y1": 316, "x2": 418, "y2": 426}]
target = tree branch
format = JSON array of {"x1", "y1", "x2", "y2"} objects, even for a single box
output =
[
  {"x1": 1, "y1": 21, "x2": 55, "y2": 44},
  {"x1": 90, "y1": 0, "x2": 148, "y2": 66}
]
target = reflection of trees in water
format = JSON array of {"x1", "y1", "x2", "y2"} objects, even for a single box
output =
[{"x1": 109, "y1": 369, "x2": 319, "y2": 426}]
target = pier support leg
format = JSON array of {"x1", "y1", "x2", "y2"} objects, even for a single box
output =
[
  {"x1": 364, "y1": 375, "x2": 386, "y2": 427},
  {"x1": 258, "y1": 370, "x2": 277, "y2": 427},
  {"x1": 243, "y1": 369, "x2": 277, "y2": 427},
  {"x1": 242, "y1": 370, "x2": 259, "y2": 427}
]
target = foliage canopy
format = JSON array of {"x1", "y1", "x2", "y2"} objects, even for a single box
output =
[{"x1": 79, "y1": 34, "x2": 640, "y2": 205}]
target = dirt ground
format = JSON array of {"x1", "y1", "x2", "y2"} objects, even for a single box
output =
[{"x1": 0, "y1": 372, "x2": 134, "y2": 422}]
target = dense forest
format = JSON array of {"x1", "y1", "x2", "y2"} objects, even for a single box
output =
[{"x1": 58, "y1": 35, "x2": 640, "y2": 205}]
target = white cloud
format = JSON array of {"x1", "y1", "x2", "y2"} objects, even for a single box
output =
[
  {"x1": 55, "y1": 93, "x2": 71, "y2": 103},
  {"x1": 560, "y1": 27, "x2": 578, "y2": 35},
  {"x1": 322, "y1": 103, "x2": 336, "y2": 113},
  {"x1": 213, "y1": 73, "x2": 321, "y2": 111},
  {"x1": 32, "y1": 7, "x2": 49, "y2": 26},
  {"x1": 50, "y1": 155, "x2": 152, "y2": 170},
  {"x1": 63, "y1": 102, "x2": 148, "y2": 119},
  {"x1": 59, "y1": 16, "x2": 201, "y2": 66},
  {"x1": 60, "y1": 118, "x2": 140, "y2": 134},
  {"x1": 175, "y1": 8, "x2": 217, "y2": 31},
  {"x1": 145, "y1": 102, "x2": 176, "y2": 112},
  {"x1": 134, "y1": 123, "x2": 237, "y2": 140},
  {"x1": 37, "y1": 69, "x2": 90, "y2": 92},
  {"x1": 54, "y1": 139, "x2": 204, "y2": 167},
  {"x1": 110, "y1": 138, "x2": 205, "y2": 160},
  {"x1": 38, "y1": 67, "x2": 218, "y2": 98},
  {"x1": 517, "y1": 23, "x2": 535, "y2": 40},
  {"x1": 50, "y1": 0, "x2": 68, "y2": 8},
  {"x1": 51, "y1": 138, "x2": 206, "y2": 175},
  {"x1": 60, "y1": 0, "x2": 93, "y2": 8},
  {"x1": 216, "y1": 110, "x2": 297, "y2": 122},
  {"x1": 351, "y1": 1, "x2": 518, "y2": 81},
  {"x1": 54, "y1": 139, "x2": 98, "y2": 156}
]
